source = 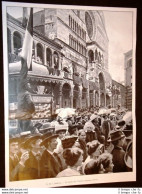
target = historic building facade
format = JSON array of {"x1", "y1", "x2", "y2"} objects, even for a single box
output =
[
  {"x1": 124, "y1": 50, "x2": 132, "y2": 110},
  {"x1": 7, "y1": 8, "x2": 125, "y2": 116},
  {"x1": 112, "y1": 80, "x2": 126, "y2": 108}
]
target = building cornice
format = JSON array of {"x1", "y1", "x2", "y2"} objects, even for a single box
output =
[{"x1": 86, "y1": 40, "x2": 105, "y2": 52}]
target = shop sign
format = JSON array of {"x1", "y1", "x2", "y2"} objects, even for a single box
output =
[{"x1": 32, "y1": 95, "x2": 52, "y2": 103}]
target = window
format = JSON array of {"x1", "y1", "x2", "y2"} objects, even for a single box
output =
[
  {"x1": 71, "y1": 17, "x2": 72, "y2": 28},
  {"x1": 73, "y1": 19, "x2": 74, "y2": 30},
  {"x1": 88, "y1": 50, "x2": 94, "y2": 63},
  {"x1": 46, "y1": 48, "x2": 52, "y2": 67},
  {"x1": 13, "y1": 31, "x2": 22, "y2": 51},
  {"x1": 37, "y1": 43, "x2": 43, "y2": 64}
]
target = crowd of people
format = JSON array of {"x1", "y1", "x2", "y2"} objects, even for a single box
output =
[{"x1": 9, "y1": 106, "x2": 133, "y2": 181}]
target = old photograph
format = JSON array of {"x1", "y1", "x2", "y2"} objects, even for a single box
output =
[{"x1": 2, "y1": 2, "x2": 136, "y2": 187}]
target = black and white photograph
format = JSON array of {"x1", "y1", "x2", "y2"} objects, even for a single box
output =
[{"x1": 2, "y1": 1, "x2": 136, "y2": 187}]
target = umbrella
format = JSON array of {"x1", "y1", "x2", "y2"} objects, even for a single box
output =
[
  {"x1": 109, "y1": 108, "x2": 116, "y2": 113},
  {"x1": 98, "y1": 108, "x2": 108, "y2": 115},
  {"x1": 122, "y1": 111, "x2": 132, "y2": 124},
  {"x1": 55, "y1": 108, "x2": 64, "y2": 114},
  {"x1": 58, "y1": 108, "x2": 76, "y2": 119}
]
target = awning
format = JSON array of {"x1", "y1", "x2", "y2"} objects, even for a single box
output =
[{"x1": 82, "y1": 78, "x2": 89, "y2": 89}]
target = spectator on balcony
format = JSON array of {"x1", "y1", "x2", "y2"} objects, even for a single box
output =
[{"x1": 54, "y1": 54, "x2": 59, "y2": 69}]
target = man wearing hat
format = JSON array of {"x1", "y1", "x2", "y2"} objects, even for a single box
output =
[
  {"x1": 9, "y1": 136, "x2": 29, "y2": 181},
  {"x1": 40, "y1": 134, "x2": 62, "y2": 178},
  {"x1": 66, "y1": 116, "x2": 73, "y2": 127},
  {"x1": 108, "y1": 129, "x2": 127, "y2": 172},
  {"x1": 18, "y1": 133, "x2": 43, "y2": 180},
  {"x1": 102, "y1": 113, "x2": 113, "y2": 148}
]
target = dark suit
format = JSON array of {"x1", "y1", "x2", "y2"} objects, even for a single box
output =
[
  {"x1": 40, "y1": 150, "x2": 62, "y2": 178},
  {"x1": 111, "y1": 146, "x2": 127, "y2": 173},
  {"x1": 102, "y1": 120, "x2": 113, "y2": 146}
]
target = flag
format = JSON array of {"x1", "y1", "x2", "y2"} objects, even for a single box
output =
[{"x1": 20, "y1": 8, "x2": 33, "y2": 69}]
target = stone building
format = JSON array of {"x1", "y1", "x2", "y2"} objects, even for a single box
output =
[
  {"x1": 112, "y1": 80, "x2": 126, "y2": 108},
  {"x1": 124, "y1": 50, "x2": 132, "y2": 110},
  {"x1": 7, "y1": 7, "x2": 125, "y2": 117}
]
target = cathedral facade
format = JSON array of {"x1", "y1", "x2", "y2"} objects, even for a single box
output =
[{"x1": 7, "y1": 7, "x2": 124, "y2": 117}]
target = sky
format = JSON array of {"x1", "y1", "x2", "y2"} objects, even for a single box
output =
[
  {"x1": 7, "y1": 7, "x2": 133, "y2": 83},
  {"x1": 103, "y1": 11, "x2": 133, "y2": 84}
]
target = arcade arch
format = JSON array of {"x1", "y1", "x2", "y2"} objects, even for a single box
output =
[{"x1": 62, "y1": 83, "x2": 71, "y2": 108}]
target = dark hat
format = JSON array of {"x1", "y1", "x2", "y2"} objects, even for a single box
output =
[
  {"x1": 125, "y1": 124, "x2": 133, "y2": 131},
  {"x1": 61, "y1": 136, "x2": 78, "y2": 149},
  {"x1": 24, "y1": 133, "x2": 43, "y2": 148},
  {"x1": 40, "y1": 134, "x2": 58, "y2": 147},
  {"x1": 68, "y1": 125, "x2": 79, "y2": 135},
  {"x1": 108, "y1": 130, "x2": 125, "y2": 142},
  {"x1": 34, "y1": 122, "x2": 43, "y2": 129},
  {"x1": 123, "y1": 130, "x2": 132, "y2": 138},
  {"x1": 76, "y1": 115, "x2": 81, "y2": 119},
  {"x1": 87, "y1": 140, "x2": 104, "y2": 155},
  {"x1": 118, "y1": 120, "x2": 126, "y2": 127},
  {"x1": 66, "y1": 116, "x2": 72, "y2": 120}
]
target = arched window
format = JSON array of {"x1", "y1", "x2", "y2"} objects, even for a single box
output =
[
  {"x1": 75, "y1": 21, "x2": 76, "y2": 32},
  {"x1": 37, "y1": 43, "x2": 43, "y2": 64},
  {"x1": 53, "y1": 51, "x2": 59, "y2": 69},
  {"x1": 69, "y1": 34, "x2": 71, "y2": 46},
  {"x1": 95, "y1": 49, "x2": 98, "y2": 61},
  {"x1": 46, "y1": 48, "x2": 52, "y2": 67},
  {"x1": 88, "y1": 50, "x2": 94, "y2": 63},
  {"x1": 98, "y1": 52, "x2": 101, "y2": 63},
  {"x1": 77, "y1": 23, "x2": 79, "y2": 34},
  {"x1": 76, "y1": 41, "x2": 78, "y2": 51},
  {"x1": 81, "y1": 29, "x2": 83, "y2": 39},
  {"x1": 71, "y1": 36, "x2": 73, "y2": 47},
  {"x1": 71, "y1": 17, "x2": 72, "y2": 28},
  {"x1": 13, "y1": 31, "x2": 22, "y2": 54},
  {"x1": 73, "y1": 19, "x2": 74, "y2": 30},
  {"x1": 62, "y1": 83, "x2": 71, "y2": 108},
  {"x1": 84, "y1": 31, "x2": 86, "y2": 41},
  {"x1": 99, "y1": 73, "x2": 105, "y2": 91}
]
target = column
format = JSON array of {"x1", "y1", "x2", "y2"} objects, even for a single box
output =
[
  {"x1": 79, "y1": 85, "x2": 82, "y2": 109},
  {"x1": 52, "y1": 52, "x2": 55, "y2": 68},
  {"x1": 11, "y1": 31, "x2": 14, "y2": 54},
  {"x1": 59, "y1": 83, "x2": 63, "y2": 108},
  {"x1": 70, "y1": 84, "x2": 74, "y2": 108},
  {"x1": 99, "y1": 91, "x2": 101, "y2": 107},
  {"x1": 86, "y1": 88, "x2": 90, "y2": 108},
  {"x1": 35, "y1": 43, "x2": 37, "y2": 61},
  {"x1": 104, "y1": 92, "x2": 106, "y2": 107},
  {"x1": 44, "y1": 45, "x2": 47, "y2": 66},
  {"x1": 93, "y1": 90, "x2": 96, "y2": 107}
]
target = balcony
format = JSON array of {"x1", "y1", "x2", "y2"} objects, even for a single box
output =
[{"x1": 63, "y1": 71, "x2": 73, "y2": 79}]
